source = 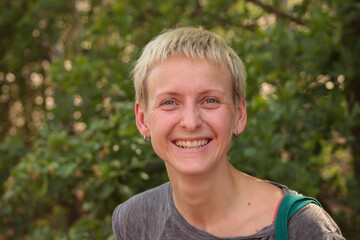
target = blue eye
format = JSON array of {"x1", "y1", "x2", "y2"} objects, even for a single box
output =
[
  {"x1": 163, "y1": 100, "x2": 175, "y2": 105},
  {"x1": 160, "y1": 99, "x2": 178, "y2": 110},
  {"x1": 205, "y1": 98, "x2": 217, "y2": 104}
]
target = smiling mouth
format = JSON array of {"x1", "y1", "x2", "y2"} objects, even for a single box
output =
[{"x1": 174, "y1": 139, "x2": 210, "y2": 148}]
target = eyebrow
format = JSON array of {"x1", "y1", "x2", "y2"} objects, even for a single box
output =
[{"x1": 154, "y1": 89, "x2": 227, "y2": 98}]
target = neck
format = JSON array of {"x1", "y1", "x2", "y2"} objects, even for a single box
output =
[{"x1": 166, "y1": 161, "x2": 244, "y2": 229}]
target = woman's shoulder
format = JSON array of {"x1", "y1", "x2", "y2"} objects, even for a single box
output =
[
  {"x1": 112, "y1": 182, "x2": 172, "y2": 238},
  {"x1": 288, "y1": 203, "x2": 345, "y2": 239},
  {"x1": 113, "y1": 181, "x2": 171, "y2": 218},
  {"x1": 262, "y1": 180, "x2": 344, "y2": 239}
]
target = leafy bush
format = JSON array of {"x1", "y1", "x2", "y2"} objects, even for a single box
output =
[{"x1": 1, "y1": 0, "x2": 360, "y2": 239}]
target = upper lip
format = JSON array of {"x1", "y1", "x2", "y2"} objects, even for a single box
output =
[{"x1": 172, "y1": 136, "x2": 212, "y2": 142}]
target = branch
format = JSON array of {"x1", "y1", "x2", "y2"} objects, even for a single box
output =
[
  {"x1": 191, "y1": 0, "x2": 256, "y2": 31},
  {"x1": 246, "y1": 0, "x2": 304, "y2": 25}
]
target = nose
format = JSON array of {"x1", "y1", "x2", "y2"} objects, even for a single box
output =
[{"x1": 180, "y1": 105, "x2": 202, "y2": 131}]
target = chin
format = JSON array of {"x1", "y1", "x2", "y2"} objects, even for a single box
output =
[{"x1": 165, "y1": 158, "x2": 216, "y2": 177}]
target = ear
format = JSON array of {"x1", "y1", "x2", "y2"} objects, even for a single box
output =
[
  {"x1": 135, "y1": 101, "x2": 150, "y2": 137},
  {"x1": 233, "y1": 98, "x2": 247, "y2": 135}
]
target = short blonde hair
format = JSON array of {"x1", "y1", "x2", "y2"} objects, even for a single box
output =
[{"x1": 133, "y1": 27, "x2": 246, "y2": 109}]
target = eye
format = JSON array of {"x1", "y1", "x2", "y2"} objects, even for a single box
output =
[
  {"x1": 205, "y1": 98, "x2": 217, "y2": 104},
  {"x1": 162, "y1": 100, "x2": 176, "y2": 105},
  {"x1": 160, "y1": 99, "x2": 178, "y2": 110},
  {"x1": 202, "y1": 97, "x2": 220, "y2": 109},
  {"x1": 203, "y1": 97, "x2": 219, "y2": 104}
]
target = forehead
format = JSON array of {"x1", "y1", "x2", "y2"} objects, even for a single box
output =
[{"x1": 146, "y1": 56, "x2": 232, "y2": 96}]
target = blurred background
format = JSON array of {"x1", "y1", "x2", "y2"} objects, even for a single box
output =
[{"x1": 1, "y1": 0, "x2": 360, "y2": 239}]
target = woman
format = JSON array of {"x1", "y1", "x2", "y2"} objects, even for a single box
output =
[{"x1": 112, "y1": 27, "x2": 344, "y2": 239}]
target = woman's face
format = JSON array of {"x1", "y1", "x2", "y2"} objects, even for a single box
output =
[{"x1": 135, "y1": 56, "x2": 246, "y2": 176}]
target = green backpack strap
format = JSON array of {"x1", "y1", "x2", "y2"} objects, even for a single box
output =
[{"x1": 274, "y1": 194, "x2": 322, "y2": 240}]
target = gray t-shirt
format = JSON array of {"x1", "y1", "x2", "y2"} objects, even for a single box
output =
[{"x1": 112, "y1": 181, "x2": 345, "y2": 240}]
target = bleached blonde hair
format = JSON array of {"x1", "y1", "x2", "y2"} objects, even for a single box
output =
[{"x1": 133, "y1": 27, "x2": 246, "y2": 109}]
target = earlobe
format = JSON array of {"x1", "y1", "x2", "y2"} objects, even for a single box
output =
[
  {"x1": 234, "y1": 99, "x2": 247, "y2": 135},
  {"x1": 135, "y1": 101, "x2": 149, "y2": 137}
]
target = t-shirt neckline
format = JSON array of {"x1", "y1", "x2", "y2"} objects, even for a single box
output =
[{"x1": 166, "y1": 181, "x2": 290, "y2": 239}]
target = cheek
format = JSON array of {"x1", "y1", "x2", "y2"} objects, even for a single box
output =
[
  {"x1": 204, "y1": 108, "x2": 235, "y2": 127},
  {"x1": 148, "y1": 111, "x2": 178, "y2": 136}
]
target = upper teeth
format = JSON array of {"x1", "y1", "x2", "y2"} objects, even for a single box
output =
[{"x1": 175, "y1": 139, "x2": 209, "y2": 148}]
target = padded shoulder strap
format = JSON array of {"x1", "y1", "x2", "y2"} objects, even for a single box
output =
[{"x1": 274, "y1": 194, "x2": 322, "y2": 240}]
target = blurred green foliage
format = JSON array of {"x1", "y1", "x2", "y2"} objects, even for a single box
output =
[{"x1": 1, "y1": 0, "x2": 360, "y2": 239}]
